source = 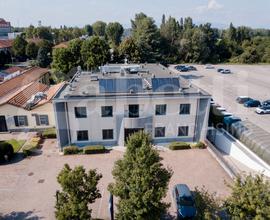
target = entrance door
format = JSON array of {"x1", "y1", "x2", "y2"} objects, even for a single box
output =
[
  {"x1": 0, "y1": 116, "x2": 8, "y2": 132},
  {"x1": 124, "y1": 128, "x2": 144, "y2": 143}
]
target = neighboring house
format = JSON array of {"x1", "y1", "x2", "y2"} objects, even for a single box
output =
[
  {"x1": 53, "y1": 64, "x2": 211, "y2": 148},
  {"x1": 0, "y1": 39, "x2": 13, "y2": 52},
  {"x1": 0, "y1": 66, "x2": 26, "y2": 82},
  {"x1": 0, "y1": 67, "x2": 63, "y2": 132},
  {"x1": 53, "y1": 41, "x2": 69, "y2": 49},
  {"x1": 0, "y1": 18, "x2": 11, "y2": 39}
]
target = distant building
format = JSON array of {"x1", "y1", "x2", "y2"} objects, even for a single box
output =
[
  {"x1": 0, "y1": 67, "x2": 63, "y2": 132},
  {"x1": 0, "y1": 39, "x2": 13, "y2": 52},
  {"x1": 0, "y1": 18, "x2": 11, "y2": 39},
  {"x1": 53, "y1": 63, "x2": 211, "y2": 149}
]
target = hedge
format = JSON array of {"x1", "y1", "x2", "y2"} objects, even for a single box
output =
[
  {"x1": 169, "y1": 142, "x2": 191, "y2": 150},
  {"x1": 83, "y1": 145, "x2": 106, "y2": 154},
  {"x1": 22, "y1": 137, "x2": 41, "y2": 156},
  {"x1": 42, "y1": 128, "x2": 57, "y2": 139},
  {"x1": 0, "y1": 141, "x2": 14, "y2": 161},
  {"x1": 191, "y1": 142, "x2": 207, "y2": 149},
  {"x1": 63, "y1": 146, "x2": 80, "y2": 155}
]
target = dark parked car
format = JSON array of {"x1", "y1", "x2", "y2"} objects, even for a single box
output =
[
  {"x1": 244, "y1": 99, "x2": 261, "y2": 107},
  {"x1": 223, "y1": 116, "x2": 241, "y2": 127},
  {"x1": 217, "y1": 68, "x2": 224, "y2": 72},
  {"x1": 262, "y1": 100, "x2": 270, "y2": 107},
  {"x1": 172, "y1": 184, "x2": 197, "y2": 219},
  {"x1": 187, "y1": 66, "x2": 197, "y2": 71},
  {"x1": 236, "y1": 96, "x2": 251, "y2": 104},
  {"x1": 175, "y1": 65, "x2": 189, "y2": 72}
]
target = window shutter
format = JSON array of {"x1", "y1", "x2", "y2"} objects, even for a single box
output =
[
  {"x1": 24, "y1": 116, "x2": 28, "y2": 126},
  {"x1": 35, "y1": 115, "x2": 40, "y2": 126},
  {"x1": 14, "y1": 116, "x2": 19, "y2": 127}
]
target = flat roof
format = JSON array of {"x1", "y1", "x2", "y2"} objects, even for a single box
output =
[{"x1": 54, "y1": 63, "x2": 210, "y2": 100}]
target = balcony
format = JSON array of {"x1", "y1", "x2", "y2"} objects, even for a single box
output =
[{"x1": 123, "y1": 115, "x2": 153, "y2": 129}]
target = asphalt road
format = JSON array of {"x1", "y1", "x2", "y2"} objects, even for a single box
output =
[{"x1": 170, "y1": 64, "x2": 270, "y2": 133}]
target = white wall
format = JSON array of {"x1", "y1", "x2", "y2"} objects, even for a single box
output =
[
  {"x1": 67, "y1": 96, "x2": 198, "y2": 144},
  {"x1": 212, "y1": 128, "x2": 270, "y2": 177}
]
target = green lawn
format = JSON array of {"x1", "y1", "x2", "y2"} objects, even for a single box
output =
[{"x1": 6, "y1": 139, "x2": 26, "y2": 153}]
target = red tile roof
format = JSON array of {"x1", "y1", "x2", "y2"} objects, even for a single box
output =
[
  {"x1": 0, "y1": 67, "x2": 49, "y2": 97},
  {"x1": 7, "y1": 81, "x2": 48, "y2": 108},
  {"x1": 3, "y1": 66, "x2": 25, "y2": 74},
  {"x1": 53, "y1": 41, "x2": 69, "y2": 49},
  {"x1": 0, "y1": 39, "x2": 13, "y2": 49}
]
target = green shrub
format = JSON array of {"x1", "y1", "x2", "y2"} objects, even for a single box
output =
[
  {"x1": 191, "y1": 142, "x2": 207, "y2": 149},
  {"x1": 169, "y1": 142, "x2": 191, "y2": 150},
  {"x1": 0, "y1": 141, "x2": 14, "y2": 161},
  {"x1": 22, "y1": 137, "x2": 41, "y2": 156},
  {"x1": 5, "y1": 139, "x2": 26, "y2": 153},
  {"x1": 83, "y1": 145, "x2": 106, "y2": 154},
  {"x1": 42, "y1": 128, "x2": 57, "y2": 139},
  {"x1": 63, "y1": 146, "x2": 79, "y2": 155}
]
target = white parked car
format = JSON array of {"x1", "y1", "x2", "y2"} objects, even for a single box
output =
[
  {"x1": 256, "y1": 106, "x2": 270, "y2": 114},
  {"x1": 205, "y1": 64, "x2": 215, "y2": 69}
]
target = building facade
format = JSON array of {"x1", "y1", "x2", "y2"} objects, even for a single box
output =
[
  {"x1": 0, "y1": 18, "x2": 11, "y2": 38},
  {"x1": 53, "y1": 64, "x2": 211, "y2": 148}
]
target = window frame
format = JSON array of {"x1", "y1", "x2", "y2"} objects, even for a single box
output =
[
  {"x1": 101, "y1": 106, "x2": 113, "y2": 117},
  {"x1": 39, "y1": 115, "x2": 49, "y2": 125},
  {"x1": 102, "y1": 129, "x2": 114, "y2": 140},
  {"x1": 15, "y1": 115, "x2": 28, "y2": 127},
  {"x1": 179, "y1": 104, "x2": 191, "y2": 115},
  {"x1": 75, "y1": 107, "x2": 87, "y2": 118},
  {"x1": 77, "y1": 130, "x2": 89, "y2": 141},
  {"x1": 155, "y1": 104, "x2": 167, "y2": 116},
  {"x1": 178, "y1": 126, "x2": 189, "y2": 137},
  {"x1": 128, "y1": 104, "x2": 140, "y2": 118},
  {"x1": 154, "y1": 127, "x2": 166, "y2": 138}
]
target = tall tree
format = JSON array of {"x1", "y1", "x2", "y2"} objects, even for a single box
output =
[
  {"x1": 55, "y1": 164, "x2": 102, "y2": 220},
  {"x1": 92, "y1": 21, "x2": 107, "y2": 37},
  {"x1": 119, "y1": 37, "x2": 141, "y2": 63},
  {"x1": 81, "y1": 36, "x2": 110, "y2": 69},
  {"x1": 108, "y1": 131, "x2": 173, "y2": 219},
  {"x1": 35, "y1": 27, "x2": 53, "y2": 41},
  {"x1": 26, "y1": 42, "x2": 39, "y2": 59},
  {"x1": 105, "y1": 22, "x2": 124, "y2": 47},
  {"x1": 224, "y1": 174, "x2": 270, "y2": 219},
  {"x1": 12, "y1": 35, "x2": 28, "y2": 60},
  {"x1": 131, "y1": 13, "x2": 160, "y2": 62},
  {"x1": 84, "y1": 24, "x2": 93, "y2": 36}
]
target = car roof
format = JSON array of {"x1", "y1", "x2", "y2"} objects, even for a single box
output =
[
  {"x1": 238, "y1": 96, "x2": 249, "y2": 98},
  {"x1": 175, "y1": 184, "x2": 192, "y2": 197}
]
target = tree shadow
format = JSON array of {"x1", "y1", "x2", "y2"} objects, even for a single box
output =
[
  {"x1": 0, "y1": 211, "x2": 44, "y2": 220},
  {"x1": 0, "y1": 152, "x2": 24, "y2": 166},
  {"x1": 181, "y1": 74, "x2": 204, "y2": 80}
]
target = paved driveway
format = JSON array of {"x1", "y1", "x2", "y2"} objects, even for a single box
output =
[{"x1": 0, "y1": 140, "x2": 231, "y2": 219}]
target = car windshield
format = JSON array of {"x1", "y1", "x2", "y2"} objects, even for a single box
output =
[{"x1": 179, "y1": 196, "x2": 194, "y2": 206}]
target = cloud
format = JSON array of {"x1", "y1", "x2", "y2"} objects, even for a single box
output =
[{"x1": 196, "y1": 0, "x2": 223, "y2": 13}]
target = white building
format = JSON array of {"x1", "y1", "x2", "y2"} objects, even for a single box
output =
[{"x1": 53, "y1": 64, "x2": 211, "y2": 148}]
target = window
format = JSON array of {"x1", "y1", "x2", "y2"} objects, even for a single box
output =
[
  {"x1": 77, "y1": 130, "x2": 88, "y2": 141},
  {"x1": 14, "y1": 116, "x2": 28, "y2": 127},
  {"x1": 180, "y1": 104, "x2": 190, "y2": 115},
  {"x1": 39, "y1": 115, "x2": 49, "y2": 125},
  {"x1": 155, "y1": 127, "x2": 166, "y2": 137},
  {"x1": 75, "y1": 107, "x2": 87, "y2": 118},
  {"x1": 102, "y1": 129, "x2": 114, "y2": 140},
  {"x1": 155, "y1": 104, "x2": 167, "y2": 116},
  {"x1": 129, "y1": 104, "x2": 139, "y2": 118},
  {"x1": 178, "y1": 126, "x2": 189, "y2": 136},
  {"x1": 101, "y1": 106, "x2": 113, "y2": 117}
]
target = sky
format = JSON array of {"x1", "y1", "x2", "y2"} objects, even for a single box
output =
[{"x1": 0, "y1": 0, "x2": 270, "y2": 29}]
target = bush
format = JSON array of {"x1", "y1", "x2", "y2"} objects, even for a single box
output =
[
  {"x1": 42, "y1": 128, "x2": 57, "y2": 139},
  {"x1": 63, "y1": 146, "x2": 79, "y2": 155},
  {"x1": 5, "y1": 139, "x2": 26, "y2": 153},
  {"x1": 169, "y1": 142, "x2": 191, "y2": 150},
  {"x1": 0, "y1": 141, "x2": 14, "y2": 161},
  {"x1": 83, "y1": 145, "x2": 106, "y2": 154},
  {"x1": 22, "y1": 137, "x2": 41, "y2": 156},
  {"x1": 191, "y1": 142, "x2": 207, "y2": 149}
]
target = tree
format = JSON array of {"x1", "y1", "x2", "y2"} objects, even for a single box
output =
[
  {"x1": 26, "y1": 42, "x2": 39, "y2": 59},
  {"x1": 108, "y1": 131, "x2": 172, "y2": 219},
  {"x1": 92, "y1": 21, "x2": 107, "y2": 37},
  {"x1": 81, "y1": 36, "x2": 110, "y2": 69},
  {"x1": 131, "y1": 13, "x2": 161, "y2": 62},
  {"x1": 224, "y1": 174, "x2": 270, "y2": 219},
  {"x1": 105, "y1": 22, "x2": 124, "y2": 47},
  {"x1": 52, "y1": 48, "x2": 73, "y2": 74},
  {"x1": 119, "y1": 37, "x2": 141, "y2": 63},
  {"x1": 37, "y1": 47, "x2": 51, "y2": 67},
  {"x1": 55, "y1": 164, "x2": 102, "y2": 220},
  {"x1": 12, "y1": 35, "x2": 28, "y2": 60},
  {"x1": 0, "y1": 51, "x2": 11, "y2": 67},
  {"x1": 84, "y1": 24, "x2": 93, "y2": 36},
  {"x1": 35, "y1": 27, "x2": 53, "y2": 41}
]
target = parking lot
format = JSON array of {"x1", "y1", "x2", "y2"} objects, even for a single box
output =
[
  {"x1": 170, "y1": 64, "x2": 270, "y2": 133},
  {"x1": 0, "y1": 140, "x2": 231, "y2": 220}
]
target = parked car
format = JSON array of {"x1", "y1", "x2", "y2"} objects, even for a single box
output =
[
  {"x1": 217, "y1": 68, "x2": 224, "y2": 72},
  {"x1": 262, "y1": 100, "x2": 270, "y2": 107},
  {"x1": 223, "y1": 116, "x2": 241, "y2": 127},
  {"x1": 172, "y1": 184, "x2": 197, "y2": 219},
  {"x1": 221, "y1": 111, "x2": 233, "y2": 117},
  {"x1": 236, "y1": 96, "x2": 251, "y2": 104},
  {"x1": 205, "y1": 64, "x2": 215, "y2": 69},
  {"x1": 256, "y1": 106, "x2": 270, "y2": 114},
  {"x1": 187, "y1": 65, "x2": 197, "y2": 71},
  {"x1": 220, "y1": 69, "x2": 231, "y2": 74},
  {"x1": 244, "y1": 99, "x2": 261, "y2": 107},
  {"x1": 175, "y1": 65, "x2": 189, "y2": 72},
  {"x1": 216, "y1": 107, "x2": 226, "y2": 111}
]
